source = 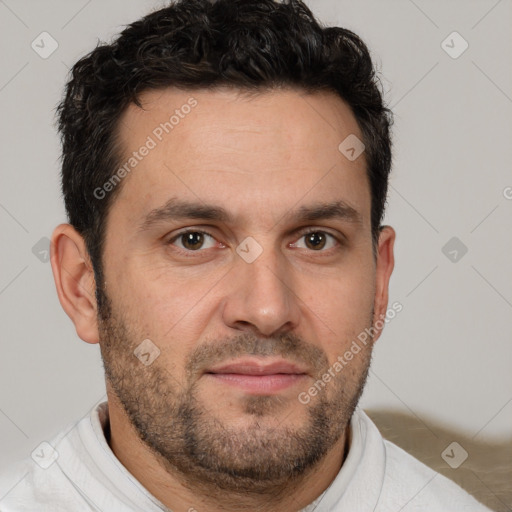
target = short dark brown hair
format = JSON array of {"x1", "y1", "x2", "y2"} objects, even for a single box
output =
[{"x1": 56, "y1": 0, "x2": 393, "y2": 302}]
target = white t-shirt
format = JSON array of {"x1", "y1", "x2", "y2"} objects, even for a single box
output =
[{"x1": 0, "y1": 401, "x2": 491, "y2": 511}]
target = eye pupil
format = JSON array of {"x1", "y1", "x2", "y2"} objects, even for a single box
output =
[
  {"x1": 305, "y1": 232, "x2": 326, "y2": 250},
  {"x1": 182, "y1": 232, "x2": 204, "y2": 250}
]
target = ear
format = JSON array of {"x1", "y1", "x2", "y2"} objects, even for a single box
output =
[
  {"x1": 371, "y1": 225, "x2": 396, "y2": 344},
  {"x1": 50, "y1": 224, "x2": 100, "y2": 344}
]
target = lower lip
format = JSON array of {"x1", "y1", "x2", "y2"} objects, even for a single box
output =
[{"x1": 206, "y1": 373, "x2": 307, "y2": 394}]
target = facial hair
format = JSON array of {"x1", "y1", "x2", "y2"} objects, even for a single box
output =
[{"x1": 97, "y1": 290, "x2": 373, "y2": 496}]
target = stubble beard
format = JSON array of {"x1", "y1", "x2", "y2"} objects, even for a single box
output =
[{"x1": 97, "y1": 290, "x2": 373, "y2": 496}]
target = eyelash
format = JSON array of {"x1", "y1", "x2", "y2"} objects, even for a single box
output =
[{"x1": 167, "y1": 228, "x2": 342, "y2": 256}]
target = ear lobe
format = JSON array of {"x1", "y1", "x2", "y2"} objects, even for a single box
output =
[
  {"x1": 371, "y1": 225, "x2": 396, "y2": 344},
  {"x1": 50, "y1": 224, "x2": 100, "y2": 344}
]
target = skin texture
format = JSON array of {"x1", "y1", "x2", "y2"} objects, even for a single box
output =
[{"x1": 51, "y1": 87, "x2": 395, "y2": 512}]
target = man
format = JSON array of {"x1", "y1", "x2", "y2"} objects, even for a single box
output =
[{"x1": 0, "y1": 0, "x2": 492, "y2": 510}]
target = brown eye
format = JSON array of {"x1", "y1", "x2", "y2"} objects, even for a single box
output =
[
  {"x1": 304, "y1": 232, "x2": 327, "y2": 250},
  {"x1": 290, "y1": 230, "x2": 338, "y2": 252},
  {"x1": 170, "y1": 230, "x2": 217, "y2": 251},
  {"x1": 181, "y1": 232, "x2": 205, "y2": 250}
]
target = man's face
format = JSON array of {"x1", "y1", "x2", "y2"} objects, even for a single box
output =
[{"x1": 97, "y1": 87, "x2": 385, "y2": 490}]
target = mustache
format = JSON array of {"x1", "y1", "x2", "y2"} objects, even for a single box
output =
[{"x1": 185, "y1": 331, "x2": 329, "y2": 378}]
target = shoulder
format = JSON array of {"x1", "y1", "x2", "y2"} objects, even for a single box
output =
[
  {"x1": 0, "y1": 405, "x2": 107, "y2": 512},
  {"x1": 0, "y1": 459, "x2": 65, "y2": 512},
  {"x1": 380, "y1": 438, "x2": 492, "y2": 511},
  {"x1": 0, "y1": 457, "x2": 91, "y2": 512}
]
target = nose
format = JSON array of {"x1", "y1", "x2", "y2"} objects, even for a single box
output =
[{"x1": 221, "y1": 246, "x2": 301, "y2": 337}]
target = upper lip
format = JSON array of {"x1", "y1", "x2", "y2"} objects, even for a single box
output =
[{"x1": 206, "y1": 358, "x2": 308, "y2": 376}]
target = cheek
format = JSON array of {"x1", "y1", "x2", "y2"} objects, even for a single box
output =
[
  {"x1": 298, "y1": 262, "x2": 375, "y2": 356},
  {"x1": 110, "y1": 266, "x2": 217, "y2": 355}
]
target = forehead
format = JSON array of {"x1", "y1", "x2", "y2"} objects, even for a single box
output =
[{"x1": 112, "y1": 86, "x2": 370, "y2": 229}]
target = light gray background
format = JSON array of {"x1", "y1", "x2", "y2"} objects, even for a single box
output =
[{"x1": 0, "y1": 0, "x2": 511, "y2": 509}]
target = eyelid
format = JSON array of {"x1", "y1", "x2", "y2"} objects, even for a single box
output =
[
  {"x1": 169, "y1": 228, "x2": 214, "y2": 239},
  {"x1": 294, "y1": 226, "x2": 342, "y2": 239}
]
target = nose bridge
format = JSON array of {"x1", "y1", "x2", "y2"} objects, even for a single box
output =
[{"x1": 222, "y1": 237, "x2": 300, "y2": 336}]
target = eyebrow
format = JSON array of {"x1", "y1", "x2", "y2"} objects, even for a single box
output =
[{"x1": 138, "y1": 197, "x2": 363, "y2": 232}]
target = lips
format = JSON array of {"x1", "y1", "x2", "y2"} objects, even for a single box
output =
[
  {"x1": 206, "y1": 358, "x2": 308, "y2": 376},
  {"x1": 204, "y1": 358, "x2": 309, "y2": 394}
]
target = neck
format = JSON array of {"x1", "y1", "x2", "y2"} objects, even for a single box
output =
[{"x1": 107, "y1": 394, "x2": 350, "y2": 512}]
